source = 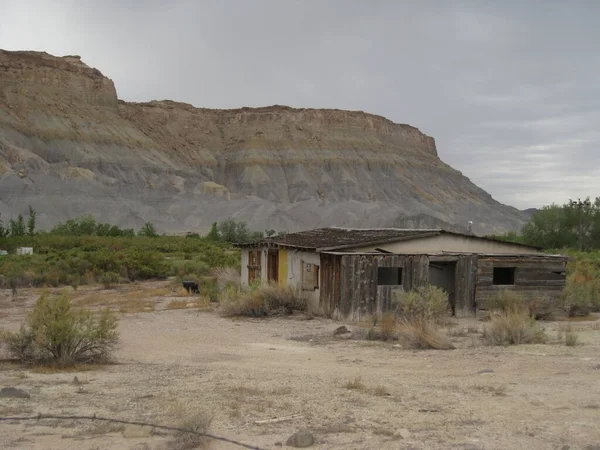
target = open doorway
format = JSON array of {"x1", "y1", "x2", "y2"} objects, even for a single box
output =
[
  {"x1": 267, "y1": 250, "x2": 279, "y2": 283},
  {"x1": 428, "y1": 261, "x2": 456, "y2": 315}
]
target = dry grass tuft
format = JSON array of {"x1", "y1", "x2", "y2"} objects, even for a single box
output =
[
  {"x1": 119, "y1": 299, "x2": 156, "y2": 313},
  {"x1": 219, "y1": 284, "x2": 305, "y2": 317},
  {"x1": 474, "y1": 384, "x2": 508, "y2": 396},
  {"x1": 372, "y1": 385, "x2": 390, "y2": 396},
  {"x1": 74, "y1": 294, "x2": 114, "y2": 308},
  {"x1": 126, "y1": 287, "x2": 170, "y2": 299},
  {"x1": 167, "y1": 300, "x2": 191, "y2": 310},
  {"x1": 379, "y1": 311, "x2": 397, "y2": 341},
  {"x1": 343, "y1": 376, "x2": 366, "y2": 390},
  {"x1": 212, "y1": 267, "x2": 241, "y2": 290},
  {"x1": 397, "y1": 318, "x2": 455, "y2": 350},
  {"x1": 482, "y1": 311, "x2": 547, "y2": 346},
  {"x1": 230, "y1": 385, "x2": 263, "y2": 396},
  {"x1": 165, "y1": 407, "x2": 213, "y2": 450},
  {"x1": 565, "y1": 332, "x2": 578, "y2": 347}
]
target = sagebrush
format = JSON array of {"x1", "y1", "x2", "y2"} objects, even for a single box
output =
[
  {"x1": 219, "y1": 284, "x2": 305, "y2": 317},
  {"x1": 1, "y1": 293, "x2": 119, "y2": 366},
  {"x1": 482, "y1": 310, "x2": 547, "y2": 346},
  {"x1": 393, "y1": 285, "x2": 450, "y2": 322}
]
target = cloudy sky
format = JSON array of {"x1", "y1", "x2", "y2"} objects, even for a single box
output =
[{"x1": 1, "y1": 0, "x2": 599, "y2": 209}]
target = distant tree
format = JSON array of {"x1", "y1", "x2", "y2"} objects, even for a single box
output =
[
  {"x1": 139, "y1": 222, "x2": 158, "y2": 238},
  {"x1": 518, "y1": 197, "x2": 600, "y2": 250},
  {"x1": 27, "y1": 206, "x2": 36, "y2": 236},
  {"x1": 206, "y1": 222, "x2": 220, "y2": 241},
  {"x1": 0, "y1": 213, "x2": 8, "y2": 238},
  {"x1": 265, "y1": 229, "x2": 277, "y2": 238},
  {"x1": 218, "y1": 219, "x2": 238, "y2": 243},
  {"x1": 9, "y1": 214, "x2": 26, "y2": 237}
]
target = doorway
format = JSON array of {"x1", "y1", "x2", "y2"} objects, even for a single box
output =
[
  {"x1": 267, "y1": 250, "x2": 279, "y2": 283},
  {"x1": 428, "y1": 261, "x2": 457, "y2": 315}
]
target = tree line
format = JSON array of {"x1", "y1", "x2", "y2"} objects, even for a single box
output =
[
  {"x1": 494, "y1": 197, "x2": 600, "y2": 251},
  {"x1": 0, "y1": 208, "x2": 274, "y2": 243}
]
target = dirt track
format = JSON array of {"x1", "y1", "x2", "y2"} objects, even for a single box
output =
[{"x1": 1, "y1": 284, "x2": 600, "y2": 450}]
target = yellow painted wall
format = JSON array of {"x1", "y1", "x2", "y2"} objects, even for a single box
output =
[{"x1": 278, "y1": 249, "x2": 288, "y2": 286}]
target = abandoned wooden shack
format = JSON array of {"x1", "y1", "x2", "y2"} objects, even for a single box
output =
[{"x1": 237, "y1": 227, "x2": 568, "y2": 320}]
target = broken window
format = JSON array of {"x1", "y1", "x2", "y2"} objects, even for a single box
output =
[
  {"x1": 377, "y1": 267, "x2": 402, "y2": 286},
  {"x1": 302, "y1": 262, "x2": 319, "y2": 291},
  {"x1": 493, "y1": 267, "x2": 515, "y2": 285}
]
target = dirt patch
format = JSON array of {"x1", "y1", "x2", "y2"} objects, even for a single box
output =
[{"x1": 1, "y1": 285, "x2": 600, "y2": 449}]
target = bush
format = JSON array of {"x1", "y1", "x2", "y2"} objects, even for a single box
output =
[
  {"x1": 486, "y1": 289, "x2": 528, "y2": 314},
  {"x1": 394, "y1": 285, "x2": 450, "y2": 323},
  {"x1": 565, "y1": 332, "x2": 578, "y2": 347},
  {"x1": 99, "y1": 271, "x2": 119, "y2": 289},
  {"x1": 219, "y1": 284, "x2": 305, "y2": 317},
  {"x1": 482, "y1": 311, "x2": 547, "y2": 346},
  {"x1": 2, "y1": 294, "x2": 119, "y2": 366},
  {"x1": 212, "y1": 267, "x2": 241, "y2": 290},
  {"x1": 396, "y1": 318, "x2": 455, "y2": 350},
  {"x1": 561, "y1": 274, "x2": 594, "y2": 316}
]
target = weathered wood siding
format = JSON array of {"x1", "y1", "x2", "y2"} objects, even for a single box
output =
[
  {"x1": 320, "y1": 252, "x2": 568, "y2": 320},
  {"x1": 319, "y1": 253, "x2": 341, "y2": 317},
  {"x1": 326, "y1": 254, "x2": 432, "y2": 321},
  {"x1": 475, "y1": 256, "x2": 567, "y2": 309},
  {"x1": 403, "y1": 255, "x2": 429, "y2": 290},
  {"x1": 455, "y1": 255, "x2": 478, "y2": 317}
]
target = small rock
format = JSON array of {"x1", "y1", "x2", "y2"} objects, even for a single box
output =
[
  {"x1": 0, "y1": 387, "x2": 30, "y2": 399},
  {"x1": 286, "y1": 430, "x2": 315, "y2": 448},
  {"x1": 393, "y1": 344, "x2": 402, "y2": 348},
  {"x1": 122, "y1": 424, "x2": 153, "y2": 438},
  {"x1": 477, "y1": 369, "x2": 494, "y2": 374},
  {"x1": 393, "y1": 428, "x2": 411, "y2": 440},
  {"x1": 333, "y1": 326, "x2": 350, "y2": 336}
]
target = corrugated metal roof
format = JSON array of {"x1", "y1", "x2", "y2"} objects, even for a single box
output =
[{"x1": 237, "y1": 227, "x2": 542, "y2": 251}]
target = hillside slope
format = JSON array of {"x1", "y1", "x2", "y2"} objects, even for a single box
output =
[{"x1": 0, "y1": 50, "x2": 526, "y2": 234}]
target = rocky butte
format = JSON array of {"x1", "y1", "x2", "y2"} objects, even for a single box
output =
[{"x1": 0, "y1": 50, "x2": 526, "y2": 234}]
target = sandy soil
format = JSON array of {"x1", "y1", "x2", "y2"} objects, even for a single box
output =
[{"x1": 1, "y1": 282, "x2": 600, "y2": 450}]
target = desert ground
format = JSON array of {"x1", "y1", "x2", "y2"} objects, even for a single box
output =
[{"x1": 1, "y1": 281, "x2": 600, "y2": 450}]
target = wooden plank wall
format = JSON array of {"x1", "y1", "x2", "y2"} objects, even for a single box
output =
[
  {"x1": 475, "y1": 256, "x2": 567, "y2": 309},
  {"x1": 455, "y1": 255, "x2": 477, "y2": 317},
  {"x1": 376, "y1": 255, "x2": 406, "y2": 314},
  {"x1": 319, "y1": 253, "x2": 341, "y2": 317},
  {"x1": 335, "y1": 254, "x2": 412, "y2": 321}
]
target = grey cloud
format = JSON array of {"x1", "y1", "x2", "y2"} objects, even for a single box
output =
[{"x1": 1, "y1": 0, "x2": 599, "y2": 209}]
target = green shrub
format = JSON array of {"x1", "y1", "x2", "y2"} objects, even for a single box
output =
[
  {"x1": 487, "y1": 289, "x2": 556, "y2": 319},
  {"x1": 2, "y1": 294, "x2": 119, "y2": 366},
  {"x1": 0, "y1": 234, "x2": 240, "y2": 289},
  {"x1": 99, "y1": 272, "x2": 119, "y2": 289},
  {"x1": 393, "y1": 285, "x2": 450, "y2": 323},
  {"x1": 561, "y1": 274, "x2": 594, "y2": 316},
  {"x1": 487, "y1": 289, "x2": 528, "y2": 314},
  {"x1": 482, "y1": 311, "x2": 547, "y2": 346}
]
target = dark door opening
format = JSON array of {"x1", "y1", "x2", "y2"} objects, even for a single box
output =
[
  {"x1": 428, "y1": 261, "x2": 457, "y2": 315},
  {"x1": 267, "y1": 250, "x2": 279, "y2": 283}
]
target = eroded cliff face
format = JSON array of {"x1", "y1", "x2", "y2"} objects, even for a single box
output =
[{"x1": 0, "y1": 50, "x2": 525, "y2": 234}]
